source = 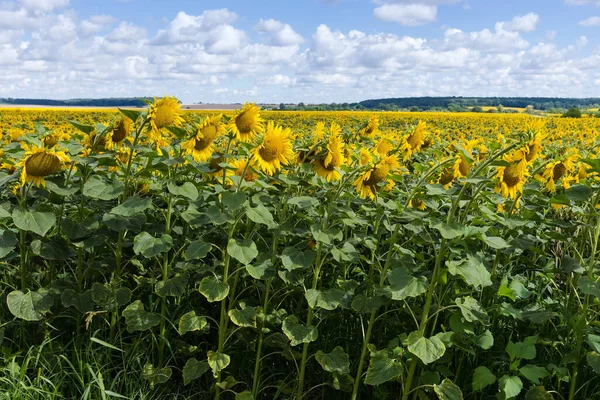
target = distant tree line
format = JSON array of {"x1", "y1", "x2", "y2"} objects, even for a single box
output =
[{"x1": 0, "y1": 98, "x2": 152, "y2": 107}]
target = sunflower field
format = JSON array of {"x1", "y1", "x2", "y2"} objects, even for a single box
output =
[{"x1": 1, "y1": 99, "x2": 600, "y2": 400}]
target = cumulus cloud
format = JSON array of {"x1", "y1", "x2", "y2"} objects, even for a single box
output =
[
  {"x1": 499, "y1": 12, "x2": 539, "y2": 33},
  {"x1": 374, "y1": 4, "x2": 437, "y2": 26},
  {"x1": 579, "y1": 16, "x2": 600, "y2": 26},
  {"x1": 19, "y1": 0, "x2": 69, "y2": 12},
  {"x1": 81, "y1": 15, "x2": 116, "y2": 35},
  {"x1": 565, "y1": 0, "x2": 600, "y2": 5},
  {"x1": 255, "y1": 19, "x2": 304, "y2": 46}
]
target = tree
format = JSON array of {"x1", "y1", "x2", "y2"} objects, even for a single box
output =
[
  {"x1": 563, "y1": 108, "x2": 582, "y2": 118},
  {"x1": 279, "y1": 103, "x2": 286, "y2": 110},
  {"x1": 410, "y1": 106, "x2": 420, "y2": 112},
  {"x1": 472, "y1": 106, "x2": 483, "y2": 113}
]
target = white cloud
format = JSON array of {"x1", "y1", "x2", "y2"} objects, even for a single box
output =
[
  {"x1": 580, "y1": 16, "x2": 600, "y2": 26},
  {"x1": 255, "y1": 19, "x2": 303, "y2": 46},
  {"x1": 81, "y1": 15, "x2": 116, "y2": 35},
  {"x1": 19, "y1": 0, "x2": 69, "y2": 12},
  {"x1": 499, "y1": 12, "x2": 539, "y2": 33},
  {"x1": 565, "y1": 0, "x2": 600, "y2": 5},
  {"x1": 374, "y1": 4, "x2": 437, "y2": 26}
]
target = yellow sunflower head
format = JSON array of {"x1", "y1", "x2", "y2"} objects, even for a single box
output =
[
  {"x1": 182, "y1": 115, "x2": 224, "y2": 163},
  {"x1": 229, "y1": 103, "x2": 265, "y2": 142},
  {"x1": 353, "y1": 156, "x2": 398, "y2": 200},
  {"x1": 107, "y1": 117, "x2": 133, "y2": 150},
  {"x1": 359, "y1": 115, "x2": 380, "y2": 138},
  {"x1": 252, "y1": 121, "x2": 295, "y2": 176},
  {"x1": 147, "y1": 96, "x2": 184, "y2": 137},
  {"x1": 231, "y1": 157, "x2": 259, "y2": 182},
  {"x1": 402, "y1": 121, "x2": 426, "y2": 160},
  {"x1": 17, "y1": 144, "x2": 71, "y2": 187},
  {"x1": 313, "y1": 123, "x2": 345, "y2": 181},
  {"x1": 495, "y1": 152, "x2": 529, "y2": 199},
  {"x1": 409, "y1": 198, "x2": 427, "y2": 211}
]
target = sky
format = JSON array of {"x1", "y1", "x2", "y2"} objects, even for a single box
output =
[{"x1": 0, "y1": 0, "x2": 600, "y2": 104}]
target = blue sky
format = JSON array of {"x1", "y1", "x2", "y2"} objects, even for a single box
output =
[{"x1": 1, "y1": 0, "x2": 599, "y2": 103}]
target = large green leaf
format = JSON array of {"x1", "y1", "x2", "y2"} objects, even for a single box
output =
[
  {"x1": 142, "y1": 364, "x2": 171, "y2": 387},
  {"x1": 199, "y1": 276, "x2": 229, "y2": 302},
  {"x1": 110, "y1": 196, "x2": 152, "y2": 216},
  {"x1": 133, "y1": 232, "x2": 173, "y2": 258},
  {"x1": 315, "y1": 346, "x2": 350, "y2": 374},
  {"x1": 227, "y1": 238, "x2": 258, "y2": 265},
  {"x1": 61, "y1": 289, "x2": 95, "y2": 314},
  {"x1": 7, "y1": 289, "x2": 53, "y2": 321},
  {"x1": 122, "y1": 300, "x2": 160, "y2": 332},
  {"x1": 434, "y1": 379, "x2": 463, "y2": 400},
  {"x1": 207, "y1": 351, "x2": 230, "y2": 378},
  {"x1": 579, "y1": 277, "x2": 600, "y2": 298},
  {"x1": 0, "y1": 229, "x2": 17, "y2": 258},
  {"x1": 184, "y1": 240, "x2": 211, "y2": 260},
  {"x1": 364, "y1": 349, "x2": 403, "y2": 386},
  {"x1": 407, "y1": 331, "x2": 446, "y2": 365},
  {"x1": 91, "y1": 283, "x2": 131, "y2": 312},
  {"x1": 178, "y1": 311, "x2": 208, "y2": 335},
  {"x1": 167, "y1": 181, "x2": 198, "y2": 200},
  {"x1": 12, "y1": 208, "x2": 55, "y2": 236},
  {"x1": 83, "y1": 176, "x2": 124, "y2": 200},
  {"x1": 228, "y1": 306, "x2": 257, "y2": 328},
  {"x1": 498, "y1": 375, "x2": 523, "y2": 399},
  {"x1": 586, "y1": 351, "x2": 600, "y2": 374},
  {"x1": 455, "y1": 296, "x2": 490, "y2": 325},
  {"x1": 245, "y1": 204, "x2": 275, "y2": 227},
  {"x1": 519, "y1": 364, "x2": 549, "y2": 384},
  {"x1": 182, "y1": 358, "x2": 209, "y2": 385},
  {"x1": 524, "y1": 386, "x2": 553, "y2": 400},
  {"x1": 472, "y1": 366, "x2": 496, "y2": 391},
  {"x1": 305, "y1": 288, "x2": 345, "y2": 310},
  {"x1": 506, "y1": 336, "x2": 537, "y2": 361},
  {"x1": 222, "y1": 191, "x2": 247, "y2": 211},
  {"x1": 282, "y1": 315, "x2": 318, "y2": 346},
  {"x1": 446, "y1": 254, "x2": 492, "y2": 289},
  {"x1": 387, "y1": 266, "x2": 428, "y2": 300},
  {"x1": 155, "y1": 275, "x2": 188, "y2": 297},
  {"x1": 281, "y1": 247, "x2": 315, "y2": 271}
]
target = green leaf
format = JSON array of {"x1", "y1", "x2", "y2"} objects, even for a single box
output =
[
  {"x1": 7, "y1": 289, "x2": 53, "y2": 321},
  {"x1": 245, "y1": 204, "x2": 275, "y2": 227},
  {"x1": 155, "y1": 275, "x2": 188, "y2": 297},
  {"x1": 434, "y1": 378, "x2": 463, "y2": 400},
  {"x1": 182, "y1": 358, "x2": 209, "y2": 385},
  {"x1": 0, "y1": 229, "x2": 17, "y2": 258},
  {"x1": 562, "y1": 256, "x2": 584, "y2": 274},
  {"x1": 199, "y1": 277, "x2": 229, "y2": 302},
  {"x1": 207, "y1": 351, "x2": 230, "y2": 378},
  {"x1": 184, "y1": 240, "x2": 211, "y2": 260},
  {"x1": 387, "y1": 267, "x2": 428, "y2": 300},
  {"x1": 587, "y1": 334, "x2": 600, "y2": 353},
  {"x1": 227, "y1": 238, "x2": 258, "y2": 265},
  {"x1": 178, "y1": 311, "x2": 208, "y2": 335},
  {"x1": 311, "y1": 223, "x2": 331, "y2": 244},
  {"x1": 122, "y1": 300, "x2": 160, "y2": 332},
  {"x1": 433, "y1": 222, "x2": 465, "y2": 239},
  {"x1": 91, "y1": 283, "x2": 131, "y2": 312},
  {"x1": 498, "y1": 375, "x2": 523, "y2": 399},
  {"x1": 228, "y1": 306, "x2": 257, "y2": 328},
  {"x1": 110, "y1": 196, "x2": 152, "y2": 217},
  {"x1": 281, "y1": 247, "x2": 315, "y2": 271},
  {"x1": 407, "y1": 331, "x2": 446, "y2": 365},
  {"x1": 69, "y1": 120, "x2": 95, "y2": 134},
  {"x1": 364, "y1": 349, "x2": 403, "y2": 386},
  {"x1": 506, "y1": 336, "x2": 537, "y2": 361},
  {"x1": 287, "y1": 196, "x2": 318, "y2": 208},
  {"x1": 246, "y1": 259, "x2": 275, "y2": 280},
  {"x1": 351, "y1": 295, "x2": 384, "y2": 314},
  {"x1": 586, "y1": 351, "x2": 600, "y2": 374},
  {"x1": 481, "y1": 235, "x2": 511, "y2": 249},
  {"x1": 31, "y1": 237, "x2": 75, "y2": 260},
  {"x1": 472, "y1": 366, "x2": 496, "y2": 391},
  {"x1": 12, "y1": 208, "x2": 55, "y2": 237},
  {"x1": 167, "y1": 181, "x2": 198, "y2": 201},
  {"x1": 235, "y1": 391, "x2": 254, "y2": 400},
  {"x1": 579, "y1": 277, "x2": 600, "y2": 298},
  {"x1": 206, "y1": 205, "x2": 232, "y2": 225},
  {"x1": 83, "y1": 176, "x2": 124, "y2": 200},
  {"x1": 315, "y1": 347, "x2": 350, "y2": 374},
  {"x1": 524, "y1": 386, "x2": 553, "y2": 400},
  {"x1": 222, "y1": 191, "x2": 247, "y2": 211},
  {"x1": 103, "y1": 213, "x2": 146, "y2": 232},
  {"x1": 142, "y1": 364, "x2": 171, "y2": 387},
  {"x1": 282, "y1": 315, "x2": 318, "y2": 346},
  {"x1": 45, "y1": 181, "x2": 79, "y2": 196},
  {"x1": 61, "y1": 289, "x2": 95, "y2": 314},
  {"x1": 565, "y1": 184, "x2": 593, "y2": 202},
  {"x1": 519, "y1": 365, "x2": 549, "y2": 384},
  {"x1": 118, "y1": 108, "x2": 140, "y2": 122},
  {"x1": 305, "y1": 288, "x2": 345, "y2": 310},
  {"x1": 474, "y1": 330, "x2": 494, "y2": 350},
  {"x1": 133, "y1": 232, "x2": 172, "y2": 258},
  {"x1": 446, "y1": 254, "x2": 492, "y2": 289},
  {"x1": 455, "y1": 296, "x2": 490, "y2": 325}
]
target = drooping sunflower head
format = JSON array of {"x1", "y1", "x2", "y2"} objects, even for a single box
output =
[
  {"x1": 438, "y1": 167, "x2": 456, "y2": 189},
  {"x1": 375, "y1": 135, "x2": 394, "y2": 157},
  {"x1": 107, "y1": 117, "x2": 133, "y2": 150},
  {"x1": 402, "y1": 121, "x2": 426, "y2": 160},
  {"x1": 495, "y1": 152, "x2": 529, "y2": 199},
  {"x1": 229, "y1": 103, "x2": 265, "y2": 142},
  {"x1": 17, "y1": 144, "x2": 71, "y2": 187},
  {"x1": 353, "y1": 155, "x2": 399, "y2": 200},
  {"x1": 359, "y1": 148, "x2": 373, "y2": 166},
  {"x1": 252, "y1": 121, "x2": 295, "y2": 176},
  {"x1": 409, "y1": 198, "x2": 427, "y2": 211},
  {"x1": 147, "y1": 96, "x2": 184, "y2": 135},
  {"x1": 359, "y1": 115, "x2": 379, "y2": 138},
  {"x1": 522, "y1": 132, "x2": 544, "y2": 163},
  {"x1": 182, "y1": 115, "x2": 225, "y2": 163},
  {"x1": 313, "y1": 123, "x2": 345, "y2": 181},
  {"x1": 231, "y1": 157, "x2": 259, "y2": 182}
]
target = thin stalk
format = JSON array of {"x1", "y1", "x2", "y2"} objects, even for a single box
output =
[{"x1": 158, "y1": 191, "x2": 174, "y2": 366}]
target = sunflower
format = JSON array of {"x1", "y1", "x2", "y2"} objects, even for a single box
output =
[
  {"x1": 438, "y1": 167, "x2": 456, "y2": 189},
  {"x1": 353, "y1": 155, "x2": 399, "y2": 200},
  {"x1": 313, "y1": 123, "x2": 345, "y2": 182},
  {"x1": 495, "y1": 152, "x2": 529, "y2": 199},
  {"x1": 375, "y1": 135, "x2": 394, "y2": 157},
  {"x1": 17, "y1": 144, "x2": 71, "y2": 187},
  {"x1": 106, "y1": 117, "x2": 133, "y2": 150},
  {"x1": 521, "y1": 132, "x2": 545, "y2": 163},
  {"x1": 182, "y1": 115, "x2": 225, "y2": 162},
  {"x1": 43, "y1": 128, "x2": 71, "y2": 148},
  {"x1": 359, "y1": 148, "x2": 373, "y2": 166},
  {"x1": 147, "y1": 96, "x2": 184, "y2": 140},
  {"x1": 452, "y1": 142, "x2": 475, "y2": 179},
  {"x1": 359, "y1": 116, "x2": 379, "y2": 138},
  {"x1": 401, "y1": 121, "x2": 426, "y2": 160},
  {"x1": 540, "y1": 152, "x2": 579, "y2": 192},
  {"x1": 409, "y1": 198, "x2": 427, "y2": 211},
  {"x1": 231, "y1": 157, "x2": 259, "y2": 182},
  {"x1": 252, "y1": 121, "x2": 294, "y2": 176},
  {"x1": 229, "y1": 103, "x2": 264, "y2": 142}
]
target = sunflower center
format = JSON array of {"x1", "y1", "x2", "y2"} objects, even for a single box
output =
[
  {"x1": 525, "y1": 143, "x2": 539, "y2": 162},
  {"x1": 25, "y1": 152, "x2": 61, "y2": 177},
  {"x1": 209, "y1": 155, "x2": 224, "y2": 172},
  {"x1": 153, "y1": 106, "x2": 176, "y2": 130},
  {"x1": 364, "y1": 164, "x2": 390, "y2": 186},
  {"x1": 235, "y1": 111, "x2": 254, "y2": 134},
  {"x1": 503, "y1": 163, "x2": 521, "y2": 187},
  {"x1": 113, "y1": 120, "x2": 130, "y2": 143},
  {"x1": 440, "y1": 168, "x2": 454, "y2": 186},
  {"x1": 194, "y1": 137, "x2": 213, "y2": 151},
  {"x1": 459, "y1": 157, "x2": 470, "y2": 176},
  {"x1": 553, "y1": 163, "x2": 567, "y2": 181},
  {"x1": 259, "y1": 139, "x2": 281, "y2": 162},
  {"x1": 200, "y1": 124, "x2": 218, "y2": 141}
]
